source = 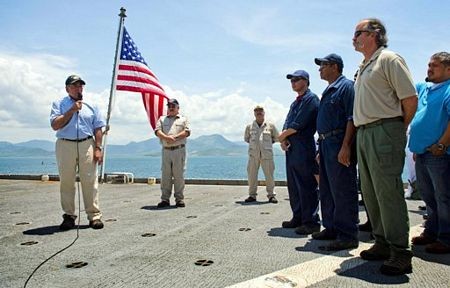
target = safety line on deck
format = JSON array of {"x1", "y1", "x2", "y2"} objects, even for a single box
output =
[{"x1": 227, "y1": 225, "x2": 423, "y2": 288}]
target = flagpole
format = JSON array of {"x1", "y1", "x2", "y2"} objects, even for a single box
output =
[{"x1": 100, "y1": 7, "x2": 127, "y2": 183}]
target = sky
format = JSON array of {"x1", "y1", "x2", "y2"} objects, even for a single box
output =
[{"x1": 0, "y1": 0, "x2": 449, "y2": 145}]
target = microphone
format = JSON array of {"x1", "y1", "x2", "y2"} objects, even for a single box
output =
[{"x1": 77, "y1": 93, "x2": 83, "y2": 114}]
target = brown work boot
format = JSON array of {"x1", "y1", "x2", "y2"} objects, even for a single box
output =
[
  {"x1": 245, "y1": 196, "x2": 257, "y2": 202},
  {"x1": 379, "y1": 250, "x2": 413, "y2": 276},
  {"x1": 360, "y1": 243, "x2": 390, "y2": 261},
  {"x1": 89, "y1": 219, "x2": 104, "y2": 230},
  {"x1": 412, "y1": 232, "x2": 436, "y2": 245}
]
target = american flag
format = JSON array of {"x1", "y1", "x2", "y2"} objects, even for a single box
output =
[{"x1": 116, "y1": 26, "x2": 168, "y2": 129}]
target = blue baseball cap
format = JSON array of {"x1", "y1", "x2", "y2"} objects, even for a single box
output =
[
  {"x1": 286, "y1": 70, "x2": 309, "y2": 80},
  {"x1": 314, "y1": 53, "x2": 344, "y2": 70}
]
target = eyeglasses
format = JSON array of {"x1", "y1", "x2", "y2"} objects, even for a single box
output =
[
  {"x1": 290, "y1": 77, "x2": 305, "y2": 83},
  {"x1": 354, "y1": 29, "x2": 371, "y2": 38},
  {"x1": 168, "y1": 104, "x2": 177, "y2": 108}
]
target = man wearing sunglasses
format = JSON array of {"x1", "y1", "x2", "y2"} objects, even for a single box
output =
[
  {"x1": 352, "y1": 18, "x2": 417, "y2": 276},
  {"x1": 155, "y1": 98, "x2": 191, "y2": 208},
  {"x1": 279, "y1": 70, "x2": 320, "y2": 235},
  {"x1": 313, "y1": 53, "x2": 358, "y2": 251}
]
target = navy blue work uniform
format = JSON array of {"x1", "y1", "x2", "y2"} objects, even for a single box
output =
[
  {"x1": 283, "y1": 89, "x2": 320, "y2": 226},
  {"x1": 317, "y1": 75, "x2": 358, "y2": 241}
]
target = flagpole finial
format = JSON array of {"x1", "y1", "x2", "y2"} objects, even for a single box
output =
[{"x1": 119, "y1": 7, "x2": 127, "y2": 18}]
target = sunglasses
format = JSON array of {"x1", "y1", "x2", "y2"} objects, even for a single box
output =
[
  {"x1": 290, "y1": 77, "x2": 305, "y2": 83},
  {"x1": 354, "y1": 29, "x2": 371, "y2": 38}
]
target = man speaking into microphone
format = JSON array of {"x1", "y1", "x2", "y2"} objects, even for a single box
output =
[{"x1": 50, "y1": 75, "x2": 106, "y2": 230}]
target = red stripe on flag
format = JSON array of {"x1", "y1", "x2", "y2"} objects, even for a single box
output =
[
  {"x1": 118, "y1": 64, "x2": 156, "y2": 78},
  {"x1": 117, "y1": 75, "x2": 164, "y2": 90},
  {"x1": 141, "y1": 93, "x2": 168, "y2": 129}
]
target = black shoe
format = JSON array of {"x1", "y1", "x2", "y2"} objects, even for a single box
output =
[
  {"x1": 176, "y1": 200, "x2": 185, "y2": 207},
  {"x1": 295, "y1": 225, "x2": 320, "y2": 235},
  {"x1": 157, "y1": 201, "x2": 170, "y2": 208},
  {"x1": 268, "y1": 196, "x2": 278, "y2": 204},
  {"x1": 89, "y1": 219, "x2": 104, "y2": 230},
  {"x1": 245, "y1": 196, "x2": 256, "y2": 202},
  {"x1": 318, "y1": 240, "x2": 359, "y2": 251},
  {"x1": 312, "y1": 229, "x2": 337, "y2": 240},
  {"x1": 359, "y1": 221, "x2": 372, "y2": 232},
  {"x1": 59, "y1": 214, "x2": 76, "y2": 231},
  {"x1": 282, "y1": 220, "x2": 301, "y2": 228}
]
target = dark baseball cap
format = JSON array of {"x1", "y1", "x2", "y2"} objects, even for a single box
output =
[
  {"x1": 167, "y1": 98, "x2": 179, "y2": 106},
  {"x1": 286, "y1": 70, "x2": 309, "y2": 80},
  {"x1": 253, "y1": 105, "x2": 264, "y2": 111},
  {"x1": 65, "y1": 75, "x2": 86, "y2": 86},
  {"x1": 314, "y1": 53, "x2": 344, "y2": 70}
]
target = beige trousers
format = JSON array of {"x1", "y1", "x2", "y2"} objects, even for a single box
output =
[
  {"x1": 56, "y1": 139, "x2": 101, "y2": 221},
  {"x1": 247, "y1": 152, "x2": 275, "y2": 198},
  {"x1": 160, "y1": 147, "x2": 186, "y2": 202}
]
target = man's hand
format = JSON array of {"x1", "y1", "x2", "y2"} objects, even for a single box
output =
[
  {"x1": 280, "y1": 140, "x2": 290, "y2": 151},
  {"x1": 94, "y1": 148, "x2": 103, "y2": 164},
  {"x1": 338, "y1": 144, "x2": 351, "y2": 167}
]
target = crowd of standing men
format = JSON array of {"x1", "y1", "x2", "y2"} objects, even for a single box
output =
[
  {"x1": 239, "y1": 17, "x2": 449, "y2": 276},
  {"x1": 50, "y1": 17, "x2": 449, "y2": 278}
]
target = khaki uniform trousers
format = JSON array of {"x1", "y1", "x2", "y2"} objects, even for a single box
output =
[
  {"x1": 161, "y1": 147, "x2": 186, "y2": 202},
  {"x1": 56, "y1": 139, "x2": 101, "y2": 221},
  {"x1": 247, "y1": 151, "x2": 275, "y2": 198}
]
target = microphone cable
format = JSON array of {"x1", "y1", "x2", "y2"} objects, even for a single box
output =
[{"x1": 24, "y1": 108, "x2": 83, "y2": 288}]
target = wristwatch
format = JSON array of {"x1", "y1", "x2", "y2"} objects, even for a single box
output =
[
  {"x1": 437, "y1": 143, "x2": 447, "y2": 152},
  {"x1": 95, "y1": 145, "x2": 103, "y2": 151}
]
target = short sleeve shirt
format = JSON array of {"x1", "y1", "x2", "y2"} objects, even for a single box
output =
[
  {"x1": 155, "y1": 114, "x2": 190, "y2": 147},
  {"x1": 50, "y1": 96, "x2": 105, "y2": 139},
  {"x1": 353, "y1": 48, "x2": 416, "y2": 127}
]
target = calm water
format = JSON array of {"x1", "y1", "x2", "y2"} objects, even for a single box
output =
[
  {"x1": 0, "y1": 155, "x2": 409, "y2": 181},
  {"x1": 0, "y1": 155, "x2": 287, "y2": 180}
]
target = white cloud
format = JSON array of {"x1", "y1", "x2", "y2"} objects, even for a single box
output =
[{"x1": 0, "y1": 52, "x2": 290, "y2": 145}]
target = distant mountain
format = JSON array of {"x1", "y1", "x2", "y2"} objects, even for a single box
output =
[
  {"x1": 0, "y1": 141, "x2": 53, "y2": 157},
  {"x1": 16, "y1": 140, "x2": 55, "y2": 152},
  {"x1": 1, "y1": 134, "x2": 283, "y2": 157},
  {"x1": 189, "y1": 134, "x2": 247, "y2": 156}
]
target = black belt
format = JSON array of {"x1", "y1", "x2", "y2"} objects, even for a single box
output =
[
  {"x1": 358, "y1": 117, "x2": 403, "y2": 129},
  {"x1": 61, "y1": 136, "x2": 93, "y2": 142},
  {"x1": 164, "y1": 144, "x2": 185, "y2": 150},
  {"x1": 318, "y1": 129, "x2": 344, "y2": 140}
]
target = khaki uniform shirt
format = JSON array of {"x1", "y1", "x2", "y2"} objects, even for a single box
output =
[
  {"x1": 353, "y1": 47, "x2": 416, "y2": 127},
  {"x1": 155, "y1": 114, "x2": 190, "y2": 147},
  {"x1": 244, "y1": 121, "x2": 279, "y2": 160}
]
